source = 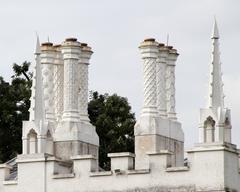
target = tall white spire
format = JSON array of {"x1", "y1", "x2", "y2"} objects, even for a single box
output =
[
  {"x1": 207, "y1": 18, "x2": 224, "y2": 112},
  {"x1": 199, "y1": 19, "x2": 232, "y2": 144},
  {"x1": 29, "y1": 35, "x2": 45, "y2": 124}
]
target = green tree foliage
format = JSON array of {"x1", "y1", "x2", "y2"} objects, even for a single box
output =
[
  {"x1": 0, "y1": 62, "x2": 31, "y2": 163},
  {"x1": 88, "y1": 91, "x2": 136, "y2": 170},
  {"x1": 12, "y1": 61, "x2": 32, "y2": 81}
]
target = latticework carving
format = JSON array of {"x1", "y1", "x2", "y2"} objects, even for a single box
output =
[
  {"x1": 143, "y1": 58, "x2": 157, "y2": 108},
  {"x1": 78, "y1": 63, "x2": 89, "y2": 121},
  {"x1": 156, "y1": 58, "x2": 167, "y2": 116},
  {"x1": 53, "y1": 64, "x2": 64, "y2": 122},
  {"x1": 42, "y1": 63, "x2": 55, "y2": 121},
  {"x1": 63, "y1": 60, "x2": 79, "y2": 112},
  {"x1": 166, "y1": 65, "x2": 176, "y2": 118}
]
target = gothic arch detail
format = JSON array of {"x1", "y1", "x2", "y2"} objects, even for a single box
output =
[
  {"x1": 27, "y1": 129, "x2": 38, "y2": 154},
  {"x1": 203, "y1": 116, "x2": 215, "y2": 143}
]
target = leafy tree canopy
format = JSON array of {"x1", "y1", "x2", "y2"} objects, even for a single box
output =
[
  {"x1": 0, "y1": 62, "x2": 31, "y2": 163},
  {"x1": 88, "y1": 91, "x2": 136, "y2": 170}
]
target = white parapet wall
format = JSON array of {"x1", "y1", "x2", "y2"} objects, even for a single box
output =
[{"x1": 0, "y1": 145, "x2": 240, "y2": 192}]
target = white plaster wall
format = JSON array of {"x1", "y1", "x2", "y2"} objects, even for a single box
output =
[
  {"x1": 17, "y1": 161, "x2": 46, "y2": 192},
  {"x1": 188, "y1": 149, "x2": 225, "y2": 191},
  {"x1": 224, "y1": 150, "x2": 240, "y2": 190},
  {"x1": 1, "y1": 147, "x2": 239, "y2": 192},
  {"x1": 0, "y1": 184, "x2": 17, "y2": 192}
]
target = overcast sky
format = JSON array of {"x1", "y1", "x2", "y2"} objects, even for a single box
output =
[{"x1": 1, "y1": 0, "x2": 240, "y2": 149}]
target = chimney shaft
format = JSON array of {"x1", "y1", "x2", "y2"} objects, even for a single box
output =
[
  {"x1": 165, "y1": 48, "x2": 178, "y2": 120},
  {"x1": 139, "y1": 39, "x2": 159, "y2": 116},
  {"x1": 78, "y1": 44, "x2": 93, "y2": 123},
  {"x1": 53, "y1": 45, "x2": 64, "y2": 122},
  {"x1": 61, "y1": 39, "x2": 81, "y2": 122},
  {"x1": 156, "y1": 45, "x2": 168, "y2": 117},
  {"x1": 41, "y1": 43, "x2": 56, "y2": 122}
]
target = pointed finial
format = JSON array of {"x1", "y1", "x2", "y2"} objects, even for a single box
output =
[
  {"x1": 35, "y1": 33, "x2": 41, "y2": 55},
  {"x1": 212, "y1": 17, "x2": 219, "y2": 39}
]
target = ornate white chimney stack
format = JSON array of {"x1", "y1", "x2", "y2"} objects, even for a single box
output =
[
  {"x1": 78, "y1": 43, "x2": 93, "y2": 123},
  {"x1": 22, "y1": 37, "x2": 99, "y2": 160},
  {"x1": 54, "y1": 38, "x2": 99, "y2": 160},
  {"x1": 135, "y1": 38, "x2": 184, "y2": 169}
]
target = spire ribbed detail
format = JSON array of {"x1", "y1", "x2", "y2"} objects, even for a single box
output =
[
  {"x1": 29, "y1": 36, "x2": 45, "y2": 124},
  {"x1": 208, "y1": 18, "x2": 224, "y2": 112}
]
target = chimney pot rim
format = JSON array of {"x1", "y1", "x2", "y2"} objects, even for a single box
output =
[
  {"x1": 41, "y1": 42, "x2": 53, "y2": 46},
  {"x1": 65, "y1": 37, "x2": 78, "y2": 42},
  {"x1": 144, "y1": 38, "x2": 155, "y2": 42},
  {"x1": 166, "y1": 46, "x2": 173, "y2": 49},
  {"x1": 158, "y1": 43, "x2": 165, "y2": 47},
  {"x1": 81, "y1": 43, "x2": 88, "y2": 47},
  {"x1": 53, "y1": 44, "x2": 61, "y2": 48}
]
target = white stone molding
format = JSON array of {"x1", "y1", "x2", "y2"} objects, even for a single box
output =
[
  {"x1": 139, "y1": 39, "x2": 159, "y2": 116},
  {"x1": 156, "y1": 44, "x2": 168, "y2": 117},
  {"x1": 61, "y1": 38, "x2": 81, "y2": 122},
  {"x1": 78, "y1": 43, "x2": 93, "y2": 123},
  {"x1": 53, "y1": 45, "x2": 64, "y2": 122},
  {"x1": 41, "y1": 43, "x2": 56, "y2": 122},
  {"x1": 166, "y1": 48, "x2": 178, "y2": 120}
]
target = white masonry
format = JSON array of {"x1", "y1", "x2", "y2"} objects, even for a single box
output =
[{"x1": 1, "y1": 19, "x2": 240, "y2": 192}]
